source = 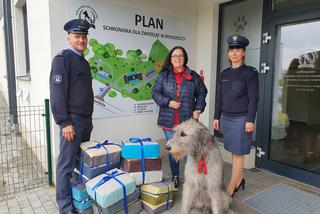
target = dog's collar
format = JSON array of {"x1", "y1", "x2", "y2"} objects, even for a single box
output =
[
  {"x1": 197, "y1": 154, "x2": 208, "y2": 175},
  {"x1": 197, "y1": 139, "x2": 212, "y2": 176}
]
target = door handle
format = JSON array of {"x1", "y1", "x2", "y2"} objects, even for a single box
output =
[{"x1": 260, "y1": 63, "x2": 270, "y2": 74}]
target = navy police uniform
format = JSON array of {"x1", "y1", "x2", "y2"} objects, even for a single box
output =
[
  {"x1": 214, "y1": 35, "x2": 259, "y2": 155},
  {"x1": 50, "y1": 19, "x2": 93, "y2": 214}
]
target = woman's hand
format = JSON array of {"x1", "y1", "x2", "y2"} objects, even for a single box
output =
[
  {"x1": 193, "y1": 110, "x2": 201, "y2": 120},
  {"x1": 62, "y1": 124, "x2": 76, "y2": 142},
  {"x1": 245, "y1": 122, "x2": 254, "y2": 133},
  {"x1": 213, "y1": 119, "x2": 219, "y2": 131},
  {"x1": 169, "y1": 101, "x2": 181, "y2": 109}
]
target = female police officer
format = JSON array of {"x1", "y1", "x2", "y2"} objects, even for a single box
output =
[
  {"x1": 50, "y1": 19, "x2": 93, "y2": 214},
  {"x1": 213, "y1": 35, "x2": 259, "y2": 197}
]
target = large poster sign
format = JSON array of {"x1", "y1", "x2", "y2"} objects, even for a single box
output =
[{"x1": 67, "y1": 0, "x2": 189, "y2": 118}]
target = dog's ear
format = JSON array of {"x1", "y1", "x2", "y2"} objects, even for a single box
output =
[
  {"x1": 191, "y1": 126, "x2": 210, "y2": 158},
  {"x1": 197, "y1": 126, "x2": 211, "y2": 146}
]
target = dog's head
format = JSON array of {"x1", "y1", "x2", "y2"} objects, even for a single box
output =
[{"x1": 165, "y1": 119, "x2": 211, "y2": 160}]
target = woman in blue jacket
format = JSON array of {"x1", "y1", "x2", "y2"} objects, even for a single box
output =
[
  {"x1": 152, "y1": 46, "x2": 208, "y2": 188},
  {"x1": 213, "y1": 35, "x2": 259, "y2": 197}
]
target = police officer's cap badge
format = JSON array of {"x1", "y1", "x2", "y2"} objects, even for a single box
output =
[
  {"x1": 53, "y1": 74, "x2": 63, "y2": 84},
  {"x1": 232, "y1": 35, "x2": 238, "y2": 41}
]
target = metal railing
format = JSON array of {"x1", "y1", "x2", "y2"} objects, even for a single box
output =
[{"x1": 0, "y1": 99, "x2": 52, "y2": 200}]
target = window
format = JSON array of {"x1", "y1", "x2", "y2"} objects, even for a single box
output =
[
  {"x1": 0, "y1": 1, "x2": 3, "y2": 20},
  {"x1": 272, "y1": 0, "x2": 320, "y2": 11},
  {"x1": 22, "y1": 3, "x2": 30, "y2": 75},
  {"x1": 15, "y1": 0, "x2": 31, "y2": 80}
]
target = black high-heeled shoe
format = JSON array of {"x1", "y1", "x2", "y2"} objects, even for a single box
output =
[
  {"x1": 231, "y1": 178, "x2": 245, "y2": 197},
  {"x1": 231, "y1": 187, "x2": 237, "y2": 198},
  {"x1": 234, "y1": 178, "x2": 245, "y2": 192}
]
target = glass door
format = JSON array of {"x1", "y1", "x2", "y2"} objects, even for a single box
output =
[
  {"x1": 270, "y1": 20, "x2": 320, "y2": 173},
  {"x1": 256, "y1": 11, "x2": 320, "y2": 187}
]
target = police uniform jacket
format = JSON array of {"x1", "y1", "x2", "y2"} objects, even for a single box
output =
[
  {"x1": 50, "y1": 49, "x2": 94, "y2": 128},
  {"x1": 152, "y1": 66, "x2": 208, "y2": 129},
  {"x1": 214, "y1": 64, "x2": 259, "y2": 122}
]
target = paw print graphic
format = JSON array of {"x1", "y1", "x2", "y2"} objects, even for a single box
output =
[{"x1": 234, "y1": 16, "x2": 248, "y2": 33}]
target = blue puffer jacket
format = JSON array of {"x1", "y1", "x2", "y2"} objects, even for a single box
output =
[{"x1": 152, "y1": 66, "x2": 208, "y2": 129}]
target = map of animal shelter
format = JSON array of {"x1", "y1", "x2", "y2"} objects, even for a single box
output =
[{"x1": 68, "y1": 0, "x2": 189, "y2": 118}]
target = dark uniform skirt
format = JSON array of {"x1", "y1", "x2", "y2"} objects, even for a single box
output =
[{"x1": 221, "y1": 114, "x2": 252, "y2": 155}]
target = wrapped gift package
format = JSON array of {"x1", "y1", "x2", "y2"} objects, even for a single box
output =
[
  {"x1": 122, "y1": 158, "x2": 162, "y2": 173},
  {"x1": 80, "y1": 140, "x2": 121, "y2": 167},
  {"x1": 71, "y1": 180, "x2": 93, "y2": 212},
  {"x1": 75, "y1": 206, "x2": 93, "y2": 214},
  {"x1": 121, "y1": 139, "x2": 159, "y2": 159},
  {"x1": 97, "y1": 200, "x2": 143, "y2": 214},
  {"x1": 129, "y1": 170, "x2": 163, "y2": 185},
  {"x1": 140, "y1": 182, "x2": 175, "y2": 195},
  {"x1": 140, "y1": 182, "x2": 174, "y2": 206},
  {"x1": 141, "y1": 200, "x2": 173, "y2": 214},
  {"x1": 140, "y1": 191, "x2": 173, "y2": 206},
  {"x1": 76, "y1": 160, "x2": 121, "y2": 179},
  {"x1": 114, "y1": 200, "x2": 142, "y2": 214},
  {"x1": 96, "y1": 188, "x2": 140, "y2": 214},
  {"x1": 71, "y1": 182, "x2": 90, "y2": 202},
  {"x1": 73, "y1": 199, "x2": 93, "y2": 212},
  {"x1": 86, "y1": 169, "x2": 136, "y2": 208}
]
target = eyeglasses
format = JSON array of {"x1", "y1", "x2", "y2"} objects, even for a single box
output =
[{"x1": 171, "y1": 55, "x2": 184, "y2": 59}]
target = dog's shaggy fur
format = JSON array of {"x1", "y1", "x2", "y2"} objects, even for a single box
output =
[{"x1": 166, "y1": 119, "x2": 231, "y2": 214}]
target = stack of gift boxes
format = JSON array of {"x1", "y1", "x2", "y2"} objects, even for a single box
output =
[
  {"x1": 121, "y1": 138, "x2": 174, "y2": 213},
  {"x1": 121, "y1": 138, "x2": 162, "y2": 185},
  {"x1": 86, "y1": 168, "x2": 142, "y2": 214},
  {"x1": 70, "y1": 138, "x2": 174, "y2": 214},
  {"x1": 72, "y1": 140, "x2": 135, "y2": 214},
  {"x1": 71, "y1": 181, "x2": 93, "y2": 214}
]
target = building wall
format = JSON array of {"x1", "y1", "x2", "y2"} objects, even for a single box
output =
[
  {"x1": 0, "y1": 0, "x2": 223, "y2": 183},
  {"x1": 0, "y1": 18, "x2": 8, "y2": 100}
]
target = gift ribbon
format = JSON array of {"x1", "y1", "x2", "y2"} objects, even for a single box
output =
[
  {"x1": 79, "y1": 139, "x2": 121, "y2": 183},
  {"x1": 197, "y1": 154, "x2": 208, "y2": 176},
  {"x1": 92, "y1": 170, "x2": 128, "y2": 214},
  {"x1": 128, "y1": 138, "x2": 152, "y2": 184},
  {"x1": 164, "y1": 182, "x2": 170, "y2": 210}
]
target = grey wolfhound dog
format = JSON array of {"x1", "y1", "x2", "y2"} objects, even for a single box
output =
[{"x1": 166, "y1": 119, "x2": 231, "y2": 214}]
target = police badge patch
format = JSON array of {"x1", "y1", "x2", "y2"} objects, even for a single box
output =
[{"x1": 53, "y1": 74, "x2": 63, "y2": 84}]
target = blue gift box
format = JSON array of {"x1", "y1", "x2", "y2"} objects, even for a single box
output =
[
  {"x1": 76, "y1": 160, "x2": 121, "y2": 180},
  {"x1": 71, "y1": 183, "x2": 89, "y2": 202},
  {"x1": 86, "y1": 169, "x2": 136, "y2": 208},
  {"x1": 121, "y1": 138, "x2": 159, "y2": 159}
]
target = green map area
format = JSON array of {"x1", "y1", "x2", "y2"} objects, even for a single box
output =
[{"x1": 85, "y1": 39, "x2": 169, "y2": 101}]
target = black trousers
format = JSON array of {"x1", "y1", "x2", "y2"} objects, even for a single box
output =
[{"x1": 56, "y1": 114, "x2": 92, "y2": 214}]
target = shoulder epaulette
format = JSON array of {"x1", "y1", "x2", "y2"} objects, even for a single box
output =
[
  {"x1": 222, "y1": 67, "x2": 231, "y2": 73},
  {"x1": 56, "y1": 49, "x2": 68, "y2": 57},
  {"x1": 245, "y1": 65, "x2": 258, "y2": 73}
]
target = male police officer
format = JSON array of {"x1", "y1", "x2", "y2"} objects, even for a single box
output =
[{"x1": 50, "y1": 19, "x2": 94, "y2": 214}]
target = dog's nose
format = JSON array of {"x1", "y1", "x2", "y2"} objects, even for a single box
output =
[{"x1": 165, "y1": 144, "x2": 171, "y2": 151}]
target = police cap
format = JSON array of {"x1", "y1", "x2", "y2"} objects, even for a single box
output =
[
  {"x1": 63, "y1": 19, "x2": 91, "y2": 35},
  {"x1": 226, "y1": 35, "x2": 249, "y2": 49}
]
